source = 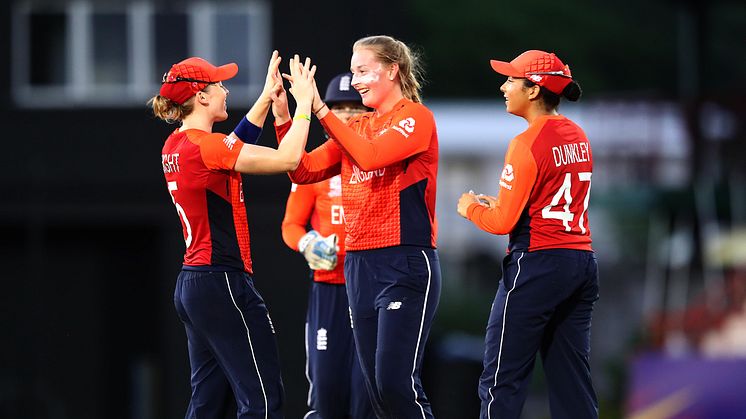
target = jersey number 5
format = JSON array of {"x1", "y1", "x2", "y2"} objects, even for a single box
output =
[
  {"x1": 541, "y1": 172, "x2": 592, "y2": 233},
  {"x1": 168, "y1": 181, "x2": 193, "y2": 248}
]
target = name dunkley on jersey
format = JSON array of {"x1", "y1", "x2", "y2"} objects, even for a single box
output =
[{"x1": 467, "y1": 114, "x2": 593, "y2": 252}]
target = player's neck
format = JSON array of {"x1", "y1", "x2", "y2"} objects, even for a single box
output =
[
  {"x1": 374, "y1": 89, "x2": 404, "y2": 117},
  {"x1": 524, "y1": 107, "x2": 558, "y2": 125},
  {"x1": 180, "y1": 114, "x2": 214, "y2": 133}
]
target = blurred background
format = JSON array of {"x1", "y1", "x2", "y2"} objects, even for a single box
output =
[{"x1": 1, "y1": 0, "x2": 745, "y2": 418}]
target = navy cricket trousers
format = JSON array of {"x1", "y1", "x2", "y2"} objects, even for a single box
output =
[
  {"x1": 303, "y1": 281, "x2": 374, "y2": 419},
  {"x1": 174, "y1": 270, "x2": 284, "y2": 419},
  {"x1": 479, "y1": 249, "x2": 599, "y2": 419},
  {"x1": 344, "y1": 246, "x2": 441, "y2": 419}
]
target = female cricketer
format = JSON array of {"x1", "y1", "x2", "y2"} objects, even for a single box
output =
[
  {"x1": 150, "y1": 52, "x2": 316, "y2": 419},
  {"x1": 280, "y1": 73, "x2": 374, "y2": 419},
  {"x1": 457, "y1": 50, "x2": 599, "y2": 419},
  {"x1": 274, "y1": 36, "x2": 441, "y2": 419}
]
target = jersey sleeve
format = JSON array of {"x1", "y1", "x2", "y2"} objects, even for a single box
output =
[
  {"x1": 319, "y1": 103, "x2": 434, "y2": 171},
  {"x1": 274, "y1": 119, "x2": 292, "y2": 142},
  {"x1": 281, "y1": 183, "x2": 316, "y2": 251},
  {"x1": 467, "y1": 138, "x2": 537, "y2": 235},
  {"x1": 199, "y1": 132, "x2": 245, "y2": 170},
  {"x1": 290, "y1": 140, "x2": 343, "y2": 184},
  {"x1": 274, "y1": 119, "x2": 343, "y2": 184}
]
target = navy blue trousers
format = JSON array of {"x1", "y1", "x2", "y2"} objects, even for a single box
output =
[
  {"x1": 344, "y1": 246, "x2": 441, "y2": 419},
  {"x1": 303, "y1": 281, "x2": 375, "y2": 419},
  {"x1": 479, "y1": 250, "x2": 599, "y2": 419},
  {"x1": 174, "y1": 270, "x2": 284, "y2": 419}
]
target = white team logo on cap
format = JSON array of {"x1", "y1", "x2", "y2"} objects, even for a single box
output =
[{"x1": 339, "y1": 75, "x2": 351, "y2": 91}]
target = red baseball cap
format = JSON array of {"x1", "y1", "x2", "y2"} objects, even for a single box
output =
[
  {"x1": 159, "y1": 57, "x2": 238, "y2": 105},
  {"x1": 490, "y1": 50, "x2": 572, "y2": 95}
]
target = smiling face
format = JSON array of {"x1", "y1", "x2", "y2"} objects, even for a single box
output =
[
  {"x1": 350, "y1": 48, "x2": 396, "y2": 110},
  {"x1": 500, "y1": 77, "x2": 537, "y2": 118}
]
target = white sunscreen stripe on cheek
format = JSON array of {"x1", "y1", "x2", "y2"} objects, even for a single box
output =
[{"x1": 352, "y1": 64, "x2": 383, "y2": 85}]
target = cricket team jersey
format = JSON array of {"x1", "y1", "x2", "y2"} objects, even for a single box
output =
[
  {"x1": 281, "y1": 175, "x2": 347, "y2": 284},
  {"x1": 161, "y1": 128, "x2": 253, "y2": 273},
  {"x1": 467, "y1": 114, "x2": 593, "y2": 252},
  {"x1": 275, "y1": 98, "x2": 438, "y2": 251}
]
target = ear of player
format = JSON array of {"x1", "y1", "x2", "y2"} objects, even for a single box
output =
[{"x1": 298, "y1": 230, "x2": 339, "y2": 271}]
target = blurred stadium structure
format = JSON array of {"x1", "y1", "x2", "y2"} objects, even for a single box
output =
[{"x1": 2, "y1": 0, "x2": 745, "y2": 418}]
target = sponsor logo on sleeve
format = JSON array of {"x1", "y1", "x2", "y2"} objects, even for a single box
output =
[
  {"x1": 391, "y1": 117, "x2": 416, "y2": 138},
  {"x1": 499, "y1": 163, "x2": 514, "y2": 190}
]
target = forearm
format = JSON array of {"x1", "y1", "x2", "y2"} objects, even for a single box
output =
[
  {"x1": 246, "y1": 94, "x2": 273, "y2": 127},
  {"x1": 467, "y1": 203, "x2": 518, "y2": 235},
  {"x1": 275, "y1": 101, "x2": 313, "y2": 170},
  {"x1": 281, "y1": 222, "x2": 307, "y2": 251},
  {"x1": 319, "y1": 110, "x2": 429, "y2": 171}
]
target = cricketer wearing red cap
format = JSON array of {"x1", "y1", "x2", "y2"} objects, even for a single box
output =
[
  {"x1": 151, "y1": 52, "x2": 317, "y2": 419},
  {"x1": 457, "y1": 50, "x2": 599, "y2": 419},
  {"x1": 160, "y1": 57, "x2": 239, "y2": 105}
]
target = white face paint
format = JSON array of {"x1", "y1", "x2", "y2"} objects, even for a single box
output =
[
  {"x1": 351, "y1": 64, "x2": 382, "y2": 86},
  {"x1": 350, "y1": 48, "x2": 392, "y2": 109}
]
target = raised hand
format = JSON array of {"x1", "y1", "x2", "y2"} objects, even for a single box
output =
[
  {"x1": 269, "y1": 53, "x2": 290, "y2": 122},
  {"x1": 284, "y1": 55, "x2": 317, "y2": 107},
  {"x1": 261, "y1": 50, "x2": 283, "y2": 100}
]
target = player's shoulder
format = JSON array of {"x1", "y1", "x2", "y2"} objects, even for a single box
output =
[
  {"x1": 394, "y1": 99, "x2": 435, "y2": 129},
  {"x1": 188, "y1": 130, "x2": 239, "y2": 151},
  {"x1": 397, "y1": 99, "x2": 433, "y2": 116},
  {"x1": 514, "y1": 115, "x2": 560, "y2": 146}
]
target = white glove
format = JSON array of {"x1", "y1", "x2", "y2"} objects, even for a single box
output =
[{"x1": 298, "y1": 230, "x2": 339, "y2": 271}]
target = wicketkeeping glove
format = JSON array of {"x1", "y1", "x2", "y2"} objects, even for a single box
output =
[{"x1": 298, "y1": 230, "x2": 339, "y2": 271}]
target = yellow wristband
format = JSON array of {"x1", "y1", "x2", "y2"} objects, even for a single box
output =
[{"x1": 293, "y1": 114, "x2": 311, "y2": 122}]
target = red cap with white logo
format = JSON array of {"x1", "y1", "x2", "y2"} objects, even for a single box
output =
[
  {"x1": 490, "y1": 50, "x2": 572, "y2": 95},
  {"x1": 160, "y1": 57, "x2": 238, "y2": 105}
]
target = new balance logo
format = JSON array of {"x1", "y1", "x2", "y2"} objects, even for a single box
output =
[
  {"x1": 316, "y1": 328, "x2": 328, "y2": 351},
  {"x1": 349, "y1": 165, "x2": 385, "y2": 184},
  {"x1": 223, "y1": 136, "x2": 237, "y2": 150},
  {"x1": 386, "y1": 301, "x2": 402, "y2": 310}
]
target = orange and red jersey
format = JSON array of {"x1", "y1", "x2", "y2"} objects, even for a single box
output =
[
  {"x1": 275, "y1": 98, "x2": 438, "y2": 251},
  {"x1": 161, "y1": 128, "x2": 253, "y2": 273},
  {"x1": 281, "y1": 175, "x2": 347, "y2": 284},
  {"x1": 467, "y1": 114, "x2": 593, "y2": 252}
]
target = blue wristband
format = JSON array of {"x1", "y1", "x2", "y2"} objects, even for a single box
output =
[{"x1": 233, "y1": 117, "x2": 262, "y2": 144}]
